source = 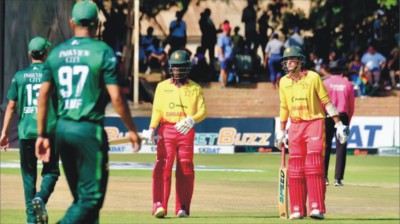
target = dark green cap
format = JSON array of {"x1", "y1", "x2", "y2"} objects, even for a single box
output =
[
  {"x1": 28, "y1": 37, "x2": 51, "y2": 54},
  {"x1": 72, "y1": 1, "x2": 99, "y2": 27}
]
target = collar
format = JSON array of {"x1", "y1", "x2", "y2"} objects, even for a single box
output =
[
  {"x1": 170, "y1": 77, "x2": 189, "y2": 88},
  {"x1": 287, "y1": 70, "x2": 307, "y2": 82}
]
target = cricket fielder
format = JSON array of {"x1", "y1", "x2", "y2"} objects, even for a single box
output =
[
  {"x1": 143, "y1": 50, "x2": 207, "y2": 218},
  {"x1": 35, "y1": 1, "x2": 141, "y2": 223},
  {"x1": 0, "y1": 37, "x2": 59, "y2": 224},
  {"x1": 275, "y1": 46, "x2": 349, "y2": 220}
]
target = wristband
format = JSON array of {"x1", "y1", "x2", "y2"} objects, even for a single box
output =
[{"x1": 38, "y1": 133, "x2": 49, "y2": 138}]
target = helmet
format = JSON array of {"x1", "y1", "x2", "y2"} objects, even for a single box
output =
[
  {"x1": 281, "y1": 46, "x2": 306, "y2": 73},
  {"x1": 169, "y1": 50, "x2": 191, "y2": 79},
  {"x1": 72, "y1": 1, "x2": 99, "y2": 27}
]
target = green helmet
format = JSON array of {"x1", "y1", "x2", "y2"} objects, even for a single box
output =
[
  {"x1": 281, "y1": 46, "x2": 306, "y2": 63},
  {"x1": 72, "y1": 1, "x2": 99, "y2": 27},
  {"x1": 169, "y1": 50, "x2": 191, "y2": 65},
  {"x1": 168, "y1": 50, "x2": 191, "y2": 79},
  {"x1": 281, "y1": 46, "x2": 306, "y2": 73}
]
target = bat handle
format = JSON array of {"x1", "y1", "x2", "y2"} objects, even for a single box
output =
[{"x1": 281, "y1": 146, "x2": 286, "y2": 168}]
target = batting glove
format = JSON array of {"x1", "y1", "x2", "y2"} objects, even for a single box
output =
[
  {"x1": 175, "y1": 116, "x2": 195, "y2": 135},
  {"x1": 142, "y1": 128, "x2": 155, "y2": 141},
  {"x1": 275, "y1": 130, "x2": 288, "y2": 148},
  {"x1": 335, "y1": 121, "x2": 350, "y2": 144}
]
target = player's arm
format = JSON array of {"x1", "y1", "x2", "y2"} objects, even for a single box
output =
[
  {"x1": 192, "y1": 87, "x2": 207, "y2": 123},
  {"x1": 36, "y1": 81, "x2": 52, "y2": 162},
  {"x1": 276, "y1": 84, "x2": 288, "y2": 149},
  {"x1": 106, "y1": 84, "x2": 141, "y2": 152},
  {"x1": 0, "y1": 100, "x2": 17, "y2": 150}
]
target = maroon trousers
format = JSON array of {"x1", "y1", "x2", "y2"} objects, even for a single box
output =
[{"x1": 152, "y1": 123, "x2": 195, "y2": 216}]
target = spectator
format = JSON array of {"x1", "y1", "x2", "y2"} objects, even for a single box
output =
[
  {"x1": 323, "y1": 66, "x2": 355, "y2": 187},
  {"x1": 258, "y1": 8, "x2": 274, "y2": 62},
  {"x1": 191, "y1": 46, "x2": 211, "y2": 82},
  {"x1": 217, "y1": 22, "x2": 233, "y2": 88},
  {"x1": 347, "y1": 53, "x2": 365, "y2": 96},
  {"x1": 241, "y1": 0, "x2": 258, "y2": 52},
  {"x1": 146, "y1": 38, "x2": 168, "y2": 77},
  {"x1": 284, "y1": 26, "x2": 304, "y2": 50},
  {"x1": 141, "y1": 26, "x2": 155, "y2": 54},
  {"x1": 387, "y1": 47, "x2": 400, "y2": 89},
  {"x1": 168, "y1": 11, "x2": 187, "y2": 56},
  {"x1": 308, "y1": 52, "x2": 323, "y2": 73},
  {"x1": 263, "y1": 32, "x2": 284, "y2": 88},
  {"x1": 199, "y1": 8, "x2": 217, "y2": 75},
  {"x1": 97, "y1": 0, "x2": 128, "y2": 58},
  {"x1": 232, "y1": 26, "x2": 245, "y2": 54},
  {"x1": 361, "y1": 45, "x2": 386, "y2": 86}
]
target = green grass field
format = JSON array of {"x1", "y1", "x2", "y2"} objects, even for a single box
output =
[{"x1": 1, "y1": 151, "x2": 399, "y2": 224}]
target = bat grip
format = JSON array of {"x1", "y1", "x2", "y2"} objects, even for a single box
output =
[{"x1": 281, "y1": 146, "x2": 286, "y2": 168}]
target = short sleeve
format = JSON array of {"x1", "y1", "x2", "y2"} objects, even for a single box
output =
[
  {"x1": 7, "y1": 75, "x2": 18, "y2": 101},
  {"x1": 42, "y1": 59, "x2": 53, "y2": 83},
  {"x1": 217, "y1": 36, "x2": 224, "y2": 47},
  {"x1": 102, "y1": 47, "x2": 118, "y2": 85}
]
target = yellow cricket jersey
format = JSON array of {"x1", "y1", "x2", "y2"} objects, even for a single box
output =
[
  {"x1": 279, "y1": 70, "x2": 331, "y2": 122},
  {"x1": 149, "y1": 79, "x2": 207, "y2": 129}
]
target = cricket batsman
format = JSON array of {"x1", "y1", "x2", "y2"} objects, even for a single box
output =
[
  {"x1": 142, "y1": 50, "x2": 207, "y2": 218},
  {"x1": 275, "y1": 46, "x2": 349, "y2": 220}
]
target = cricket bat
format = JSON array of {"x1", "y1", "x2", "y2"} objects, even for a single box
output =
[
  {"x1": 108, "y1": 136, "x2": 161, "y2": 146},
  {"x1": 278, "y1": 145, "x2": 289, "y2": 219}
]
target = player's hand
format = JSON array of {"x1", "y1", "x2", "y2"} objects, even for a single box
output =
[
  {"x1": 175, "y1": 116, "x2": 195, "y2": 135},
  {"x1": 275, "y1": 130, "x2": 288, "y2": 148},
  {"x1": 129, "y1": 131, "x2": 141, "y2": 153},
  {"x1": 335, "y1": 121, "x2": 350, "y2": 144},
  {"x1": 0, "y1": 133, "x2": 9, "y2": 151},
  {"x1": 142, "y1": 128, "x2": 155, "y2": 141},
  {"x1": 35, "y1": 137, "x2": 50, "y2": 163}
]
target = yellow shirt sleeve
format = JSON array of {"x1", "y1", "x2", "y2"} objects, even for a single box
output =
[
  {"x1": 149, "y1": 80, "x2": 207, "y2": 128},
  {"x1": 278, "y1": 71, "x2": 328, "y2": 122}
]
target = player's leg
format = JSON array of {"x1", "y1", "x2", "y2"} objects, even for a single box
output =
[
  {"x1": 305, "y1": 119, "x2": 326, "y2": 218},
  {"x1": 37, "y1": 135, "x2": 60, "y2": 202},
  {"x1": 19, "y1": 139, "x2": 38, "y2": 223},
  {"x1": 175, "y1": 128, "x2": 195, "y2": 217},
  {"x1": 324, "y1": 117, "x2": 335, "y2": 184},
  {"x1": 334, "y1": 113, "x2": 350, "y2": 185},
  {"x1": 287, "y1": 123, "x2": 307, "y2": 219},
  {"x1": 57, "y1": 119, "x2": 109, "y2": 224},
  {"x1": 152, "y1": 124, "x2": 176, "y2": 217}
]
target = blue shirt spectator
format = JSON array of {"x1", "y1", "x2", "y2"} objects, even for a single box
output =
[{"x1": 217, "y1": 34, "x2": 233, "y2": 61}]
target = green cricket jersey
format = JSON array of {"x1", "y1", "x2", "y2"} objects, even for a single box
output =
[
  {"x1": 7, "y1": 63, "x2": 57, "y2": 139},
  {"x1": 42, "y1": 37, "x2": 119, "y2": 122}
]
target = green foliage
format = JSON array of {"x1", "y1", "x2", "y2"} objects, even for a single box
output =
[{"x1": 140, "y1": 0, "x2": 190, "y2": 18}]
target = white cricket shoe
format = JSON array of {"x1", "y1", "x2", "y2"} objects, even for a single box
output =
[
  {"x1": 310, "y1": 209, "x2": 325, "y2": 219},
  {"x1": 154, "y1": 207, "x2": 165, "y2": 218},
  {"x1": 177, "y1": 210, "x2": 188, "y2": 218},
  {"x1": 289, "y1": 212, "x2": 303, "y2": 220}
]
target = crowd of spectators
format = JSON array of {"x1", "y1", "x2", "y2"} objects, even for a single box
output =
[{"x1": 96, "y1": 0, "x2": 399, "y2": 97}]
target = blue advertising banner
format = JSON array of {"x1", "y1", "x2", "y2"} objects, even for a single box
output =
[{"x1": 105, "y1": 117, "x2": 276, "y2": 153}]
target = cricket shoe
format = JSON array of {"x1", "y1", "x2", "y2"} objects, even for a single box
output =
[
  {"x1": 177, "y1": 210, "x2": 188, "y2": 218},
  {"x1": 289, "y1": 212, "x2": 304, "y2": 220},
  {"x1": 310, "y1": 209, "x2": 325, "y2": 219},
  {"x1": 32, "y1": 197, "x2": 48, "y2": 224},
  {"x1": 334, "y1": 179, "x2": 344, "y2": 186},
  {"x1": 154, "y1": 207, "x2": 165, "y2": 218},
  {"x1": 325, "y1": 178, "x2": 329, "y2": 186}
]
